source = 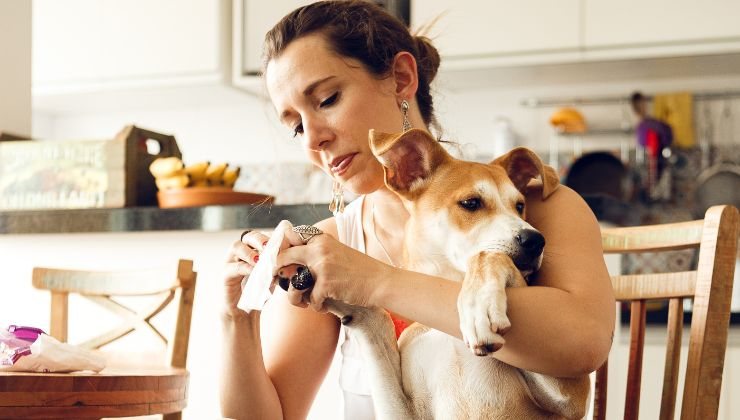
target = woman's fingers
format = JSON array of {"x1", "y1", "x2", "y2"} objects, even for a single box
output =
[{"x1": 241, "y1": 230, "x2": 271, "y2": 252}]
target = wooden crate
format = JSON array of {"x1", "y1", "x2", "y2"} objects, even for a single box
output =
[{"x1": 0, "y1": 125, "x2": 181, "y2": 210}]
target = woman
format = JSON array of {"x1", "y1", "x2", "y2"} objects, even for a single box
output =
[{"x1": 221, "y1": 2, "x2": 615, "y2": 419}]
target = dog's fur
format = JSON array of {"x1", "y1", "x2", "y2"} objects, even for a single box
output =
[{"x1": 324, "y1": 129, "x2": 590, "y2": 419}]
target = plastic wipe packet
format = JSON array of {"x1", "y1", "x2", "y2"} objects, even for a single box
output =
[
  {"x1": 1, "y1": 325, "x2": 106, "y2": 373},
  {"x1": 237, "y1": 220, "x2": 293, "y2": 312}
]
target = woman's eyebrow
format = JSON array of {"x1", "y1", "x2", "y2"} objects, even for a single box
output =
[
  {"x1": 303, "y1": 75, "x2": 336, "y2": 96},
  {"x1": 278, "y1": 75, "x2": 337, "y2": 123}
]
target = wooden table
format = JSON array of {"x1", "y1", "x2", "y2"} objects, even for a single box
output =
[{"x1": 0, "y1": 367, "x2": 188, "y2": 418}]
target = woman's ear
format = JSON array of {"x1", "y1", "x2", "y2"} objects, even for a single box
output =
[{"x1": 391, "y1": 51, "x2": 419, "y2": 100}]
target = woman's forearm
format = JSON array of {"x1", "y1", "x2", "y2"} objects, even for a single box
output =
[
  {"x1": 373, "y1": 267, "x2": 613, "y2": 378},
  {"x1": 220, "y1": 312, "x2": 283, "y2": 420}
]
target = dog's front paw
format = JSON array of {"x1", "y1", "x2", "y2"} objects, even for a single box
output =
[
  {"x1": 458, "y1": 253, "x2": 516, "y2": 356},
  {"x1": 458, "y1": 280, "x2": 510, "y2": 356}
]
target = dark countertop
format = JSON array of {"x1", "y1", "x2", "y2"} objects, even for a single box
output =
[{"x1": 0, "y1": 204, "x2": 333, "y2": 234}]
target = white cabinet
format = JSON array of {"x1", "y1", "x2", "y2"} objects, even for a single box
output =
[
  {"x1": 411, "y1": 0, "x2": 581, "y2": 68},
  {"x1": 231, "y1": 0, "x2": 313, "y2": 93},
  {"x1": 584, "y1": 0, "x2": 740, "y2": 48},
  {"x1": 411, "y1": 0, "x2": 740, "y2": 70},
  {"x1": 32, "y1": 0, "x2": 227, "y2": 95}
]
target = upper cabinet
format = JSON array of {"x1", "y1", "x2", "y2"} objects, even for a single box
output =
[
  {"x1": 33, "y1": 0, "x2": 228, "y2": 95},
  {"x1": 411, "y1": 0, "x2": 581, "y2": 68},
  {"x1": 410, "y1": 0, "x2": 740, "y2": 70},
  {"x1": 584, "y1": 0, "x2": 740, "y2": 48}
]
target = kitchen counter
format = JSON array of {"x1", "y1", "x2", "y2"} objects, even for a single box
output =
[{"x1": 0, "y1": 203, "x2": 333, "y2": 234}]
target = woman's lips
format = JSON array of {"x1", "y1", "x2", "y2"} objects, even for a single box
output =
[{"x1": 330, "y1": 153, "x2": 356, "y2": 176}]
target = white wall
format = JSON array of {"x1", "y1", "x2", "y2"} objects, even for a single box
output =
[
  {"x1": 33, "y1": 58, "x2": 740, "y2": 173},
  {"x1": 0, "y1": 0, "x2": 31, "y2": 136}
]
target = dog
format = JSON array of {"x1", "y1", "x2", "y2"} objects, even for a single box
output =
[{"x1": 324, "y1": 128, "x2": 590, "y2": 419}]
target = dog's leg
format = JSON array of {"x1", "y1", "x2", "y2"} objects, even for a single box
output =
[
  {"x1": 323, "y1": 298, "x2": 417, "y2": 420},
  {"x1": 518, "y1": 371, "x2": 591, "y2": 419},
  {"x1": 458, "y1": 252, "x2": 520, "y2": 356}
]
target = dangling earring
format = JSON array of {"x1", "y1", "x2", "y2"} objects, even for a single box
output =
[
  {"x1": 401, "y1": 99, "x2": 412, "y2": 132},
  {"x1": 329, "y1": 180, "x2": 345, "y2": 216}
]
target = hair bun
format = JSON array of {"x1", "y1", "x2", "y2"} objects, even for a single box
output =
[{"x1": 414, "y1": 36, "x2": 440, "y2": 85}]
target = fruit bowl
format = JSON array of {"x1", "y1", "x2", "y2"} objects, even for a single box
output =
[{"x1": 157, "y1": 187, "x2": 274, "y2": 208}]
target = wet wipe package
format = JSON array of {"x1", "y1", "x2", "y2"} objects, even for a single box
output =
[{"x1": 1, "y1": 325, "x2": 105, "y2": 373}]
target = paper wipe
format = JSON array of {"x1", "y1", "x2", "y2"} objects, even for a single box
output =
[{"x1": 237, "y1": 220, "x2": 293, "y2": 312}]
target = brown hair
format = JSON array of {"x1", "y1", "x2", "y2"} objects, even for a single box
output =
[{"x1": 262, "y1": 0, "x2": 441, "y2": 128}]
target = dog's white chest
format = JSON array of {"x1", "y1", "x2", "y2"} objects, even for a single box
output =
[{"x1": 398, "y1": 325, "x2": 536, "y2": 418}]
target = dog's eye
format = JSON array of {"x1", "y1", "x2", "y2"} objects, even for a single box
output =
[
  {"x1": 459, "y1": 197, "x2": 482, "y2": 211},
  {"x1": 515, "y1": 202, "x2": 525, "y2": 214}
]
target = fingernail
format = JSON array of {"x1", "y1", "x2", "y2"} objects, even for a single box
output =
[
  {"x1": 278, "y1": 276, "x2": 290, "y2": 291},
  {"x1": 253, "y1": 254, "x2": 259, "y2": 263}
]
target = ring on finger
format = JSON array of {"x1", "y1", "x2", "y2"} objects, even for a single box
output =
[{"x1": 292, "y1": 225, "x2": 324, "y2": 244}]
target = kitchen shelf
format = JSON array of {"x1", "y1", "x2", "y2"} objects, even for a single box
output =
[{"x1": 0, "y1": 203, "x2": 332, "y2": 235}]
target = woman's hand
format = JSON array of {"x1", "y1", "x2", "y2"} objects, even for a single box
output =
[
  {"x1": 222, "y1": 230, "x2": 271, "y2": 318},
  {"x1": 274, "y1": 228, "x2": 391, "y2": 312}
]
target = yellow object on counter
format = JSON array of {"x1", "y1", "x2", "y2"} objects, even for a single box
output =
[
  {"x1": 653, "y1": 92, "x2": 695, "y2": 148},
  {"x1": 549, "y1": 107, "x2": 587, "y2": 134}
]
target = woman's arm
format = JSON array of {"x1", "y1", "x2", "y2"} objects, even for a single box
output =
[
  {"x1": 374, "y1": 185, "x2": 615, "y2": 377},
  {"x1": 220, "y1": 220, "x2": 341, "y2": 419}
]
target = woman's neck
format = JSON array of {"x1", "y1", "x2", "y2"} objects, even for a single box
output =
[
  {"x1": 367, "y1": 188, "x2": 408, "y2": 231},
  {"x1": 364, "y1": 188, "x2": 408, "y2": 266}
]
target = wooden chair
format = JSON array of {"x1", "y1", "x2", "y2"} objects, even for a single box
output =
[
  {"x1": 29, "y1": 259, "x2": 196, "y2": 419},
  {"x1": 594, "y1": 205, "x2": 738, "y2": 420}
]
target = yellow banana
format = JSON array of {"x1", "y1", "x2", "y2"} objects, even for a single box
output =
[
  {"x1": 222, "y1": 166, "x2": 241, "y2": 188},
  {"x1": 149, "y1": 157, "x2": 184, "y2": 178},
  {"x1": 184, "y1": 161, "x2": 210, "y2": 182},
  {"x1": 205, "y1": 162, "x2": 228, "y2": 185},
  {"x1": 155, "y1": 174, "x2": 190, "y2": 191},
  {"x1": 191, "y1": 179, "x2": 210, "y2": 188}
]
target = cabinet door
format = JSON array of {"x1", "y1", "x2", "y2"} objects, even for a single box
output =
[
  {"x1": 584, "y1": 0, "x2": 740, "y2": 48},
  {"x1": 239, "y1": 0, "x2": 313, "y2": 75},
  {"x1": 411, "y1": 0, "x2": 581, "y2": 59},
  {"x1": 33, "y1": 0, "x2": 222, "y2": 93}
]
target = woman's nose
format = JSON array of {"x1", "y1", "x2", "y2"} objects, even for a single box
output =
[{"x1": 304, "y1": 118, "x2": 334, "y2": 150}]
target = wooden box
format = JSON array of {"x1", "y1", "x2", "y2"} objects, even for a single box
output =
[{"x1": 0, "y1": 125, "x2": 181, "y2": 210}]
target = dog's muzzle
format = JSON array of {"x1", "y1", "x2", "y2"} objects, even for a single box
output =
[{"x1": 512, "y1": 229, "x2": 545, "y2": 272}]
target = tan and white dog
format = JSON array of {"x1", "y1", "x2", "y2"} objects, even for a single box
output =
[{"x1": 325, "y1": 129, "x2": 590, "y2": 419}]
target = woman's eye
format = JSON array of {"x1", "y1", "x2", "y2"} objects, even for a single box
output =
[
  {"x1": 515, "y1": 202, "x2": 525, "y2": 214},
  {"x1": 320, "y1": 92, "x2": 339, "y2": 108},
  {"x1": 459, "y1": 197, "x2": 482, "y2": 211},
  {"x1": 292, "y1": 123, "x2": 304, "y2": 138}
]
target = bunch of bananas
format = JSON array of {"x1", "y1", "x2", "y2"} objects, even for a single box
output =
[{"x1": 149, "y1": 157, "x2": 241, "y2": 191}]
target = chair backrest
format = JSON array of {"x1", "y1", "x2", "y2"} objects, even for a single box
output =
[
  {"x1": 32, "y1": 259, "x2": 197, "y2": 369},
  {"x1": 594, "y1": 205, "x2": 738, "y2": 420}
]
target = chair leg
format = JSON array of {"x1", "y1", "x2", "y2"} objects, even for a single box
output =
[{"x1": 162, "y1": 412, "x2": 181, "y2": 420}]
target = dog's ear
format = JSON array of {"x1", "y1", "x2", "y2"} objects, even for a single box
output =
[
  {"x1": 369, "y1": 128, "x2": 449, "y2": 197},
  {"x1": 492, "y1": 147, "x2": 559, "y2": 199}
]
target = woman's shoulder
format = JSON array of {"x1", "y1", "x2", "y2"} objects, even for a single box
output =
[{"x1": 524, "y1": 182, "x2": 598, "y2": 228}]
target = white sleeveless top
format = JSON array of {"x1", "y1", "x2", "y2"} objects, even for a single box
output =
[{"x1": 335, "y1": 195, "x2": 376, "y2": 419}]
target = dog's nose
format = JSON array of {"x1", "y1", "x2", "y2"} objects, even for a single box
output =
[{"x1": 516, "y1": 229, "x2": 545, "y2": 256}]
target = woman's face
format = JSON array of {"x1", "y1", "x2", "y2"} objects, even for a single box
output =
[{"x1": 265, "y1": 34, "x2": 403, "y2": 195}]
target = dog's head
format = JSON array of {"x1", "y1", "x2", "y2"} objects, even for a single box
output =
[{"x1": 370, "y1": 129, "x2": 559, "y2": 276}]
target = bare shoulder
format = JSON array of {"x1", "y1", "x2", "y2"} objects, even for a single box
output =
[{"x1": 524, "y1": 183, "x2": 600, "y2": 235}]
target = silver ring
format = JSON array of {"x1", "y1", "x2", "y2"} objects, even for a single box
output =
[{"x1": 292, "y1": 225, "x2": 324, "y2": 244}]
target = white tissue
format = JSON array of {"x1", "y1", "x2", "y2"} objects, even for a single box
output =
[
  {"x1": 3, "y1": 334, "x2": 106, "y2": 373},
  {"x1": 237, "y1": 220, "x2": 293, "y2": 312}
]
